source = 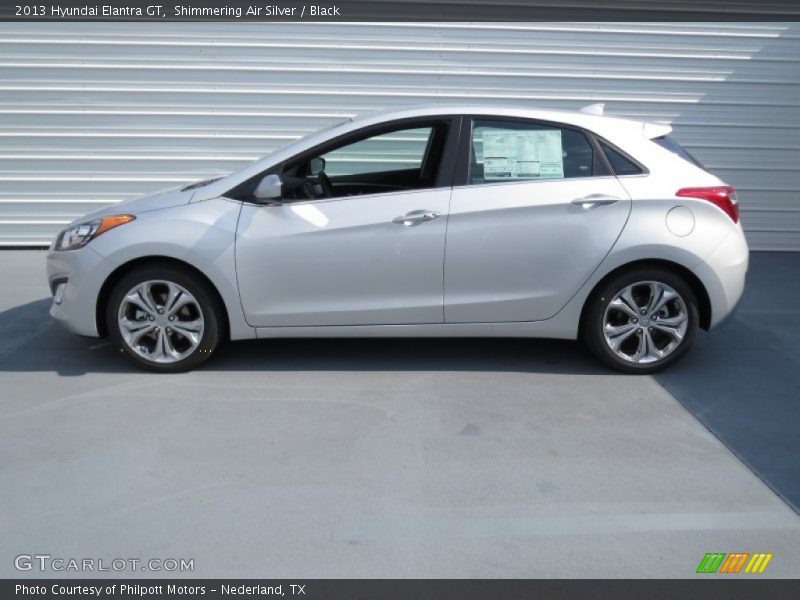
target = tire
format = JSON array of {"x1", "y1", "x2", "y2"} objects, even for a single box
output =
[
  {"x1": 582, "y1": 266, "x2": 700, "y2": 374},
  {"x1": 106, "y1": 265, "x2": 224, "y2": 372}
]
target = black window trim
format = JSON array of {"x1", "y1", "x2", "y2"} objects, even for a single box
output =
[
  {"x1": 453, "y1": 115, "x2": 614, "y2": 187},
  {"x1": 228, "y1": 115, "x2": 463, "y2": 203}
]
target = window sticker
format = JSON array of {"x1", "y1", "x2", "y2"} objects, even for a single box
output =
[{"x1": 480, "y1": 129, "x2": 564, "y2": 180}]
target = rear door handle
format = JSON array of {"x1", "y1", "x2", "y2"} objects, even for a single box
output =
[
  {"x1": 392, "y1": 210, "x2": 441, "y2": 227},
  {"x1": 571, "y1": 194, "x2": 621, "y2": 208}
]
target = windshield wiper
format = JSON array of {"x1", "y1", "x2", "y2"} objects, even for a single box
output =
[{"x1": 182, "y1": 177, "x2": 222, "y2": 192}]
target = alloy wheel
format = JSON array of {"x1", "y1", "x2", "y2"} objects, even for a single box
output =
[
  {"x1": 602, "y1": 281, "x2": 688, "y2": 364},
  {"x1": 117, "y1": 280, "x2": 205, "y2": 364}
]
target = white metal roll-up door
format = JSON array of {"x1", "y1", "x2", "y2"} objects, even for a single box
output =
[{"x1": 0, "y1": 22, "x2": 798, "y2": 249}]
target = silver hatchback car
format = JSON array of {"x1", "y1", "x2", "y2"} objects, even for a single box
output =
[{"x1": 47, "y1": 104, "x2": 748, "y2": 373}]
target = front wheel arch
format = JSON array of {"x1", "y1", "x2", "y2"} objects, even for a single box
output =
[
  {"x1": 95, "y1": 256, "x2": 229, "y2": 340},
  {"x1": 579, "y1": 259, "x2": 712, "y2": 336}
]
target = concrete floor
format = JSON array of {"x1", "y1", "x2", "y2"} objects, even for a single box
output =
[{"x1": 0, "y1": 250, "x2": 798, "y2": 578}]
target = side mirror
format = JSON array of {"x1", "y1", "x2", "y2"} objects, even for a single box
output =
[
  {"x1": 309, "y1": 157, "x2": 326, "y2": 177},
  {"x1": 253, "y1": 174, "x2": 283, "y2": 203}
]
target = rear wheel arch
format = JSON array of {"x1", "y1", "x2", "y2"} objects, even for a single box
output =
[
  {"x1": 95, "y1": 256, "x2": 230, "y2": 339},
  {"x1": 579, "y1": 258, "x2": 712, "y2": 334}
]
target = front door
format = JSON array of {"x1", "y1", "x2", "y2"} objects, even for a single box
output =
[{"x1": 236, "y1": 120, "x2": 457, "y2": 327}]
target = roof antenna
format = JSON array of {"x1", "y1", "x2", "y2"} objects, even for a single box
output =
[{"x1": 580, "y1": 103, "x2": 605, "y2": 116}]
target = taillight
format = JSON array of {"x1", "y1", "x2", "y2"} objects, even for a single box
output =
[{"x1": 676, "y1": 186, "x2": 739, "y2": 223}]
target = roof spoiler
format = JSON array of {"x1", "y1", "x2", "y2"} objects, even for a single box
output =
[
  {"x1": 579, "y1": 103, "x2": 605, "y2": 116},
  {"x1": 580, "y1": 103, "x2": 672, "y2": 138},
  {"x1": 643, "y1": 121, "x2": 672, "y2": 139}
]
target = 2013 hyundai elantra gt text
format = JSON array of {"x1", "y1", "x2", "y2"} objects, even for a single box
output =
[{"x1": 46, "y1": 105, "x2": 749, "y2": 373}]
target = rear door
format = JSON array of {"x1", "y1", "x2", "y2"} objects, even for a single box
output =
[{"x1": 444, "y1": 117, "x2": 632, "y2": 323}]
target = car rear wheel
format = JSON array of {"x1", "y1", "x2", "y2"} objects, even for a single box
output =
[
  {"x1": 107, "y1": 266, "x2": 223, "y2": 372},
  {"x1": 583, "y1": 267, "x2": 700, "y2": 374}
]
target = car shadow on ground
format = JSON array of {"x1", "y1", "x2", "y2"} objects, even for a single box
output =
[{"x1": 0, "y1": 297, "x2": 606, "y2": 376}]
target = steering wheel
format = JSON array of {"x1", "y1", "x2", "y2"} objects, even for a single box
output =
[
  {"x1": 317, "y1": 171, "x2": 334, "y2": 198},
  {"x1": 298, "y1": 180, "x2": 316, "y2": 199}
]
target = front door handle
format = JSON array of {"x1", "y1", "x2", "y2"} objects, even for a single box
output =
[
  {"x1": 571, "y1": 194, "x2": 621, "y2": 208},
  {"x1": 392, "y1": 210, "x2": 441, "y2": 227}
]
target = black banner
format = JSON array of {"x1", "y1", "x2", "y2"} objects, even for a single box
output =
[
  {"x1": 4, "y1": 580, "x2": 800, "y2": 600},
  {"x1": 3, "y1": 0, "x2": 800, "y2": 22}
]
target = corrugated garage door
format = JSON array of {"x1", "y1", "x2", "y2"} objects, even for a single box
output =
[{"x1": 0, "y1": 22, "x2": 798, "y2": 250}]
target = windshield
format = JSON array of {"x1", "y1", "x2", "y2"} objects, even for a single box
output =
[
  {"x1": 182, "y1": 177, "x2": 222, "y2": 191},
  {"x1": 192, "y1": 117, "x2": 353, "y2": 193},
  {"x1": 282, "y1": 117, "x2": 353, "y2": 153},
  {"x1": 242, "y1": 117, "x2": 352, "y2": 170}
]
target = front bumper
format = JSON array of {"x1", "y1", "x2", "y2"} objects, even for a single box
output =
[{"x1": 46, "y1": 244, "x2": 108, "y2": 337}]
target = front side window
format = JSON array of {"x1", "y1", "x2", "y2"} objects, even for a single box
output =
[
  {"x1": 276, "y1": 121, "x2": 450, "y2": 202},
  {"x1": 230, "y1": 120, "x2": 453, "y2": 203},
  {"x1": 469, "y1": 119, "x2": 597, "y2": 184},
  {"x1": 321, "y1": 127, "x2": 434, "y2": 177}
]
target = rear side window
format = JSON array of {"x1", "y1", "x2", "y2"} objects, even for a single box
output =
[
  {"x1": 653, "y1": 136, "x2": 705, "y2": 169},
  {"x1": 599, "y1": 141, "x2": 644, "y2": 176},
  {"x1": 469, "y1": 119, "x2": 599, "y2": 184}
]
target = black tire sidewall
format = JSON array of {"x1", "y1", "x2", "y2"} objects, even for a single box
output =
[
  {"x1": 584, "y1": 267, "x2": 700, "y2": 374},
  {"x1": 107, "y1": 266, "x2": 223, "y2": 372}
]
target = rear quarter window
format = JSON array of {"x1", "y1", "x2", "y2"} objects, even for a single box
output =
[{"x1": 598, "y1": 141, "x2": 644, "y2": 176}]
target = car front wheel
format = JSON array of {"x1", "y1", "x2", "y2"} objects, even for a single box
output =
[
  {"x1": 583, "y1": 267, "x2": 700, "y2": 374},
  {"x1": 107, "y1": 266, "x2": 223, "y2": 372}
]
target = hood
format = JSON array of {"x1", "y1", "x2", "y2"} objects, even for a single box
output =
[{"x1": 77, "y1": 184, "x2": 199, "y2": 222}]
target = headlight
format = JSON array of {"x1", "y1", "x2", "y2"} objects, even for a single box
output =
[{"x1": 54, "y1": 215, "x2": 135, "y2": 251}]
